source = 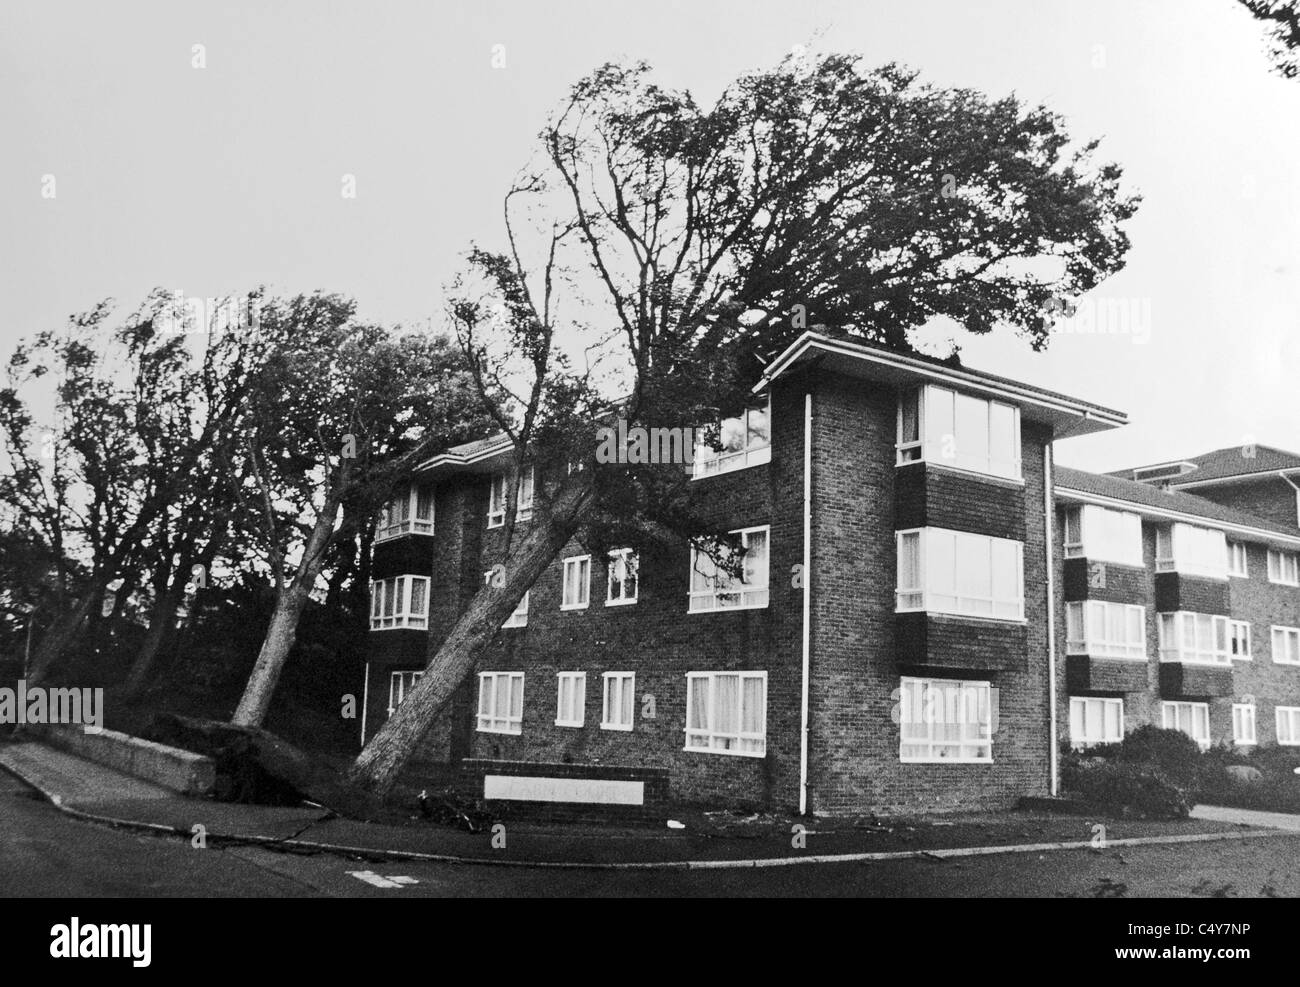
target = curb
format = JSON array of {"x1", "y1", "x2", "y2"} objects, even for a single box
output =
[{"x1": 3, "y1": 757, "x2": 1295, "y2": 871}]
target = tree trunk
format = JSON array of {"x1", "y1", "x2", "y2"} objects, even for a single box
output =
[
  {"x1": 346, "y1": 478, "x2": 592, "y2": 795},
  {"x1": 230, "y1": 506, "x2": 338, "y2": 728},
  {"x1": 27, "y1": 588, "x2": 103, "y2": 685},
  {"x1": 121, "y1": 584, "x2": 184, "y2": 700}
]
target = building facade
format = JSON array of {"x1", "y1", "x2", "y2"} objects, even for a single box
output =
[{"x1": 360, "y1": 332, "x2": 1300, "y2": 817}]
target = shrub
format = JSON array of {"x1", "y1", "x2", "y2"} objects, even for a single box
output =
[
  {"x1": 1112, "y1": 725, "x2": 1204, "y2": 790},
  {"x1": 1070, "y1": 760, "x2": 1191, "y2": 819}
]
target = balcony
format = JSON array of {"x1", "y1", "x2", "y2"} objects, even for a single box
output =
[
  {"x1": 1159, "y1": 663, "x2": 1233, "y2": 699},
  {"x1": 1065, "y1": 654, "x2": 1149, "y2": 693},
  {"x1": 894, "y1": 462, "x2": 1025, "y2": 542},
  {"x1": 895, "y1": 612, "x2": 1027, "y2": 672},
  {"x1": 1154, "y1": 572, "x2": 1230, "y2": 616}
]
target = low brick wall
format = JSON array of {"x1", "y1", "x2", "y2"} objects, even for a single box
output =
[
  {"x1": 32, "y1": 723, "x2": 215, "y2": 796},
  {"x1": 460, "y1": 758, "x2": 671, "y2": 822}
]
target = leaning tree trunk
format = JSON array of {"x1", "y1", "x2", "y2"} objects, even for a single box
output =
[
  {"x1": 230, "y1": 506, "x2": 338, "y2": 728},
  {"x1": 27, "y1": 586, "x2": 107, "y2": 685},
  {"x1": 346, "y1": 479, "x2": 592, "y2": 796},
  {"x1": 121, "y1": 578, "x2": 186, "y2": 700}
]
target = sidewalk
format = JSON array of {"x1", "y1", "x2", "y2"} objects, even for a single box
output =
[{"x1": 2, "y1": 739, "x2": 1296, "y2": 869}]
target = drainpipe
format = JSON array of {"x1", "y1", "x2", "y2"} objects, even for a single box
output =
[
  {"x1": 1045, "y1": 442, "x2": 1059, "y2": 797},
  {"x1": 360, "y1": 661, "x2": 370, "y2": 747},
  {"x1": 799, "y1": 390, "x2": 813, "y2": 816},
  {"x1": 1279, "y1": 471, "x2": 1300, "y2": 528}
]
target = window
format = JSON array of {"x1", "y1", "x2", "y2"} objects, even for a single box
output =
[
  {"x1": 1267, "y1": 549, "x2": 1299, "y2": 586},
  {"x1": 1229, "y1": 619, "x2": 1252, "y2": 660},
  {"x1": 1232, "y1": 703, "x2": 1257, "y2": 745},
  {"x1": 376, "y1": 485, "x2": 435, "y2": 542},
  {"x1": 693, "y1": 397, "x2": 771, "y2": 478},
  {"x1": 1065, "y1": 601, "x2": 1146, "y2": 660},
  {"x1": 1161, "y1": 701, "x2": 1211, "y2": 748},
  {"x1": 1069, "y1": 697, "x2": 1124, "y2": 748},
  {"x1": 555, "y1": 672, "x2": 586, "y2": 727},
  {"x1": 1228, "y1": 542, "x2": 1249, "y2": 578},
  {"x1": 1271, "y1": 625, "x2": 1300, "y2": 665},
  {"x1": 606, "y1": 548, "x2": 638, "y2": 605},
  {"x1": 688, "y1": 526, "x2": 770, "y2": 612},
  {"x1": 896, "y1": 527, "x2": 1024, "y2": 621},
  {"x1": 1063, "y1": 506, "x2": 1143, "y2": 567},
  {"x1": 896, "y1": 385, "x2": 1021, "y2": 481},
  {"x1": 1277, "y1": 706, "x2": 1300, "y2": 746},
  {"x1": 369, "y1": 575, "x2": 430, "y2": 630},
  {"x1": 561, "y1": 555, "x2": 591, "y2": 610},
  {"x1": 1155, "y1": 523, "x2": 1228, "y2": 580},
  {"x1": 388, "y1": 671, "x2": 423, "y2": 715},
  {"x1": 476, "y1": 672, "x2": 524, "y2": 734},
  {"x1": 898, "y1": 677, "x2": 993, "y2": 763},
  {"x1": 487, "y1": 468, "x2": 534, "y2": 528},
  {"x1": 1157, "y1": 612, "x2": 1229, "y2": 665},
  {"x1": 484, "y1": 570, "x2": 529, "y2": 628},
  {"x1": 601, "y1": 672, "x2": 635, "y2": 731},
  {"x1": 684, "y1": 671, "x2": 767, "y2": 756}
]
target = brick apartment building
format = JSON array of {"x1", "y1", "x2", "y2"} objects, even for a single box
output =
[{"x1": 360, "y1": 331, "x2": 1300, "y2": 817}]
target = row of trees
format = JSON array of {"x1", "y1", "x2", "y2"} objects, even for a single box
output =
[{"x1": 3, "y1": 53, "x2": 1140, "y2": 797}]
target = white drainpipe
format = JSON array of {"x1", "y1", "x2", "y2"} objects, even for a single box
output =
[
  {"x1": 799, "y1": 390, "x2": 813, "y2": 816},
  {"x1": 360, "y1": 661, "x2": 370, "y2": 747},
  {"x1": 1045, "y1": 442, "x2": 1059, "y2": 797}
]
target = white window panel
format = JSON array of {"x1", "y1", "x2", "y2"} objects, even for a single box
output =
[
  {"x1": 606, "y1": 548, "x2": 639, "y2": 605},
  {"x1": 601, "y1": 672, "x2": 635, "y2": 731},
  {"x1": 1161, "y1": 701, "x2": 1211, "y2": 748},
  {"x1": 555, "y1": 672, "x2": 586, "y2": 727},
  {"x1": 1228, "y1": 620, "x2": 1252, "y2": 660},
  {"x1": 1063, "y1": 505, "x2": 1143, "y2": 567},
  {"x1": 896, "y1": 385, "x2": 1021, "y2": 481},
  {"x1": 368, "y1": 575, "x2": 430, "y2": 631},
  {"x1": 694, "y1": 396, "x2": 772, "y2": 478},
  {"x1": 487, "y1": 473, "x2": 506, "y2": 528},
  {"x1": 1069, "y1": 697, "x2": 1124, "y2": 748},
  {"x1": 1232, "y1": 703, "x2": 1257, "y2": 745},
  {"x1": 1155, "y1": 523, "x2": 1228, "y2": 580},
  {"x1": 477, "y1": 672, "x2": 524, "y2": 734},
  {"x1": 1277, "y1": 706, "x2": 1300, "y2": 746},
  {"x1": 684, "y1": 671, "x2": 767, "y2": 756},
  {"x1": 1227, "y1": 542, "x2": 1249, "y2": 578},
  {"x1": 516, "y1": 466, "x2": 535, "y2": 521},
  {"x1": 1157, "y1": 611, "x2": 1230, "y2": 665},
  {"x1": 1271, "y1": 625, "x2": 1300, "y2": 665},
  {"x1": 375, "y1": 484, "x2": 436, "y2": 542},
  {"x1": 895, "y1": 527, "x2": 1024, "y2": 621},
  {"x1": 1065, "y1": 600, "x2": 1146, "y2": 660},
  {"x1": 688, "y1": 526, "x2": 770, "y2": 612},
  {"x1": 1267, "y1": 549, "x2": 1299, "y2": 586},
  {"x1": 388, "y1": 670, "x2": 424, "y2": 716},
  {"x1": 561, "y1": 555, "x2": 591, "y2": 610},
  {"x1": 899, "y1": 677, "x2": 993, "y2": 763}
]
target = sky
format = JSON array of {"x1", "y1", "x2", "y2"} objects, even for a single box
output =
[{"x1": 1, "y1": 0, "x2": 1297, "y2": 473}]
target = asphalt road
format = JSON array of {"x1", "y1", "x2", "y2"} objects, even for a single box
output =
[{"x1": 2, "y1": 770, "x2": 1297, "y2": 898}]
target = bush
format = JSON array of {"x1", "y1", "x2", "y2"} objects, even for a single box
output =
[
  {"x1": 1113, "y1": 725, "x2": 1204, "y2": 790},
  {"x1": 1069, "y1": 760, "x2": 1191, "y2": 819}
]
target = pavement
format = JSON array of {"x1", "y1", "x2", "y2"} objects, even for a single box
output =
[{"x1": 2, "y1": 737, "x2": 1298, "y2": 870}]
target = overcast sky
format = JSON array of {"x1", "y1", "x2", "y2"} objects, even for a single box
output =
[{"x1": 1, "y1": 0, "x2": 1296, "y2": 473}]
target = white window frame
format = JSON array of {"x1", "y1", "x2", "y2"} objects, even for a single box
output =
[
  {"x1": 898, "y1": 677, "x2": 994, "y2": 763},
  {"x1": 895, "y1": 384, "x2": 1022, "y2": 482},
  {"x1": 1063, "y1": 505, "x2": 1143, "y2": 567},
  {"x1": 688, "y1": 525, "x2": 770, "y2": 613},
  {"x1": 1161, "y1": 700, "x2": 1211, "y2": 749},
  {"x1": 895, "y1": 527, "x2": 1025, "y2": 621},
  {"x1": 560, "y1": 555, "x2": 591, "y2": 611},
  {"x1": 375, "y1": 484, "x2": 435, "y2": 543},
  {"x1": 555, "y1": 671, "x2": 586, "y2": 728},
  {"x1": 369, "y1": 575, "x2": 431, "y2": 631},
  {"x1": 1227, "y1": 541, "x2": 1249, "y2": 578},
  {"x1": 1227, "y1": 619, "x2": 1252, "y2": 660},
  {"x1": 484, "y1": 570, "x2": 529, "y2": 628},
  {"x1": 1155, "y1": 523, "x2": 1228, "y2": 580},
  {"x1": 516, "y1": 466, "x2": 535, "y2": 522},
  {"x1": 1277, "y1": 706, "x2": 1300, "y2": 746},
  {"x1": 1069, "y1": 696, "x2": 1124, "y2": 749},
  {"x1": 600, "y1": 672, "x2": 635, "y2": 731},
  {"x1": 388, "y1": 670, "x2": 424, "y2": 716},
  {"x1": 693, "y1": 396, "x2": 772, "y2": 479},
  {"x1": 1267, "y1": 549, "x2": 1300, "y2": 586},
  {"x1": 606, "y1": 548, "x2": 638, "y2": 606},
  {"x1": 1271, "y1": 625, "x2": 1300, "y2": 666},
  {"x1": 684, "y1": 671, "x2": 767, "y2": 757},
  {"x1": 1065, "y1": 600, "x2": 1147, "y2": 660},
  {"x1": 476, "y1": 671, "x2": 524, "y2": 735},
  {"x1": 1157, "y1": 611, "x2": 1231, "y2": 666},
  {"x1": 487, "y1": 473, "x2": 506, "y2": 528},
  {"x1": 1232, "y1": 703, "x2": 1257, "y2": 746}
]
